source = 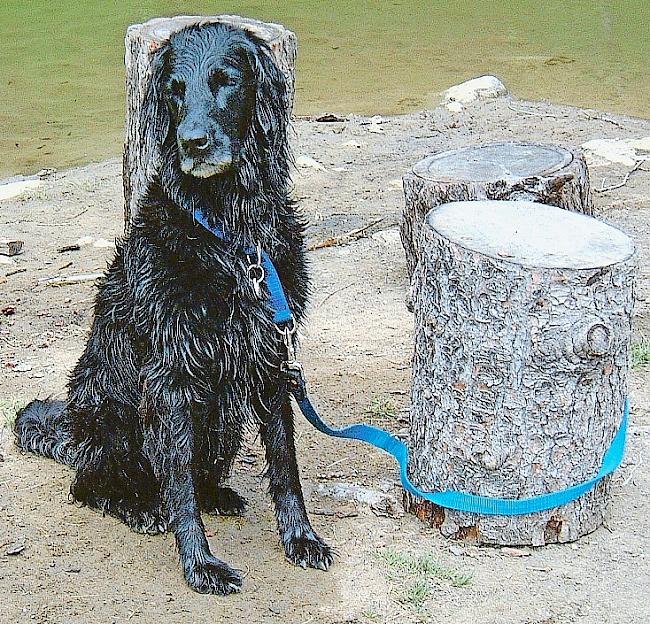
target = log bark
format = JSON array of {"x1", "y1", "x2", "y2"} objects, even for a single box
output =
[
  {"x1": 401, "y1": 143, "x2": 593, "y2": 281},
  {"x1": 405, "y1": 200, "x2": 636, "y2": 546},
  {"x1": 123, "y1": 15, "x2": 298, "y2": 226}
]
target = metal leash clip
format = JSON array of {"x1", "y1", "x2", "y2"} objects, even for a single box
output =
[
  {"x1": 246, "y1": 242, "x2": 265, "y2": 298},
  {"x1": 277, "y1": 320, "x2": 306, "y2": 398}
]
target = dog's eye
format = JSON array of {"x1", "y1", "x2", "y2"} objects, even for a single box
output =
[
  {"x1": 209, "y1": 70, "x2": 236, "y2": 93},
  {"x1": 166, "y1": 79, "x2": 185, "y2": 99}
]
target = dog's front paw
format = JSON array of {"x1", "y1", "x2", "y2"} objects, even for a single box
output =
[
  {"x1": 184, "y1": 557, "x2": 243, "y2": 595},
  {"x1": 283, "y1": 529, "x2": 334, "y2": 571}
]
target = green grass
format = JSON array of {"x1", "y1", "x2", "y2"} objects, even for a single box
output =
[
  {"x1": 0, "y1": 398, "x2": 27, "y2": 428},
  {"x1": 381, "y1": 548, "x2": 474, "y2": 588},
  {"x1": 632, "y1": 337, "x2": 650, "y2": 368},
  {"x1": 364, "y1": 397, "x2": 398, "y2": 420},
  {"x1": 378, "y1": 547, "x2": 473, "y2": 614},
  {"x1": 401, "y1": 578, "x2": 432, "y2": 610},
  {"x1": 361, "y1": 610, "x2": 381, "y2": 622}
]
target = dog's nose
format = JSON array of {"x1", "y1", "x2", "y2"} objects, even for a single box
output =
[{"x1": 180, "y1": 130, "x2": 211, "y2": 154}]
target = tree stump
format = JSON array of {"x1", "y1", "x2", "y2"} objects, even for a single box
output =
[
  {"x1": 401, "y1": 143, "x2": 593, "y2": 281},
  {"x1": 123, "y1": 15, "x2": 297, "y2": 225},
  {"x1": 405, "y1": 200, "x2": 636, "y2": 546}
]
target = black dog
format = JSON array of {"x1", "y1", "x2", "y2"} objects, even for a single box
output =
[{"x1": 15, "y1": 23, "x2": 332, "y2": 594}]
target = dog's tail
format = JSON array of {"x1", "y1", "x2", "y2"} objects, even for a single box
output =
[{"x1": 14, "y1": 399, "x2": 78, "y2": 467}]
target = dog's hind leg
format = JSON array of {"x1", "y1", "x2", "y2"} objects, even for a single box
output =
[
  {"x1": 140, "y1": 384, "x2": 243, "y2": 595},
  {"x1": 260, "y1": 391, "x2": 333, "y2": 571},
  {"x1": 67, "y1": 398, "x2": 166, "y2": 534},
  {"x1": 197, "y1": 481, "x2": 248, "y2": 517}
]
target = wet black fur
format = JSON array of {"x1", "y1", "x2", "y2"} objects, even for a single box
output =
[{"x1": 14, "y1": 23, "x2": 332, "y2": 594}]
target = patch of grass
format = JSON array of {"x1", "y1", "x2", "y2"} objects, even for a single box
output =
[
  {"x1": 0, "y1": 398, "x2": 27, "y2": 428},
  {"x1": 632, "y1": 337, "x2": 650, "y2": 368},
  {"x1": 364, "y1": 397, "x2": 398, "y2": 420},
  {"x1": 401, "y1": 578, "x2": 431, "y2": 610},
  {"x1": 380, "y1": 548, "x2": 473, "y2": 588},
  {"x1": 378, "y1": 547, "x2": 473, "y2": 614},
  {"x1": 418, "y1": 555, "x2": 474, "y2": 587},
  {"x1": 361, "y1": 609, "x2": 381, "y2": 622}
]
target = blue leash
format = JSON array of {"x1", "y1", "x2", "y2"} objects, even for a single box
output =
[{"x1": 193, "y1": 208, "x2": 629, "y2": 516}]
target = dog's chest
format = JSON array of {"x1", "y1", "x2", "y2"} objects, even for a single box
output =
[{"x1": 146, "y1": 236, "x2": 283, "y2": 383}]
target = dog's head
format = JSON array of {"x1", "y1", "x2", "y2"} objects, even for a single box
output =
[{"x1": 146, "y1": 23, "x2": 289, "y2": 188}]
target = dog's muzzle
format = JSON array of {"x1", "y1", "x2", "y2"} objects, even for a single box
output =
[{"x1": 178, "y1": 125, "x2": 234, "y2": 178}]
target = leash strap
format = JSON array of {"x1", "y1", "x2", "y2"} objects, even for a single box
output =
[
  {"x1": 192, "y1": 208, "x2": 293, "y2": 325},
  {"x1": 290, "y1": 369, "x2": 628, "y2": 516},
  {"x1": 192, "y1": 208, "x2": 629, "y2": 516}
]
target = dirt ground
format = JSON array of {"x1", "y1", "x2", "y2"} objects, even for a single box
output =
[{"x1": 1, "y1": 94, "x2": 649, "y2": 624}]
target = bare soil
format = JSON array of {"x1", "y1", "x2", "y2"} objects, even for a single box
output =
[{"x1": 1, "y1": 96, "x2": 649, "y2": 624}]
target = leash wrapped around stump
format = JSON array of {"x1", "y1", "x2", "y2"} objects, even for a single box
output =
[{"x1": 406, "y1": 200, "x2": 636, "y2": 546}]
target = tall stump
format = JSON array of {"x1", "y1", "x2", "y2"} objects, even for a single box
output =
[
  {"x1": 123, "y1": 15, "x2": 298, "y2": 225},
  {"x1": 406, "y1": 200, "x2": 635, "y2": 546},
  {"x1": 401, "y1": 143, "x2": 593, "y2": 281}
]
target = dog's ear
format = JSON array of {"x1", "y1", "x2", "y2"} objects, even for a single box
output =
[
  {"x1": 237, "y1": 38, "x2": 291, "y2": 194},
  {"x1": 141, "y1": 42, "x2": 172, "y2": 179}
]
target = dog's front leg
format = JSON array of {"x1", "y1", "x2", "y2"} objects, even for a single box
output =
[
  {"x1": 260, "y1": 392, "x2": 333, "y2": 570},
  {"x1": 141, "y1": 385, "x2": 242, "y2": 594}
]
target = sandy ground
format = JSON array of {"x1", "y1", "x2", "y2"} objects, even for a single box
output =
[{"x1": 1, "y1": 94, "x2": 649, "y2": 624}]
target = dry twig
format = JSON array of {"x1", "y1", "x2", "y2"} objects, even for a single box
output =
[
  {"x1": 308, "y1": 217, "x2": 384, "y2": 250},
  {"x1": 507, "y1": 103, "x2": 558, "y2": 119},
  {"x1": 594, "y1": 160, "x2": 646, "y2": 193}
]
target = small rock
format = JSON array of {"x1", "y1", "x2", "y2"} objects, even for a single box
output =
[
  {"x1": 295, "y1": 155, "x2": 326, "y2": 171},
  {"x1": 13, "y1": 363, "x2": 33, "y2": 373},
  {"x1": 0, "y1": 239, "x2": 24, "y2": 256},
  {"x1": 448, "y1": 544, "x2": 466, "y2": 557},
  {"x1": 6, "y1": 541, "x2": 26, "y2": 556},
  {"x1": 36, "y1": 168, "x2": 57, "y2": 178},
  {"x1": 501, "y1": 546, "x2": 531, "y2": 557},
  {"x1": 1, "y1": 304, "x2": 16, "y2": 316},
  {"x1": 65, "y1": 566, "x2": 82, "y2": 574},
  {"x1": 316, "y1": 113, "x2": 346, "y2": 122},
  {"x1": 361, "y1": 115, "x2": 384, "y2": 125},
  {"x1": 581, "y1": 137, "x2": 650, "y2": 167},
  {"x1": 93, "y1": 238, "x2": 116, "y2": 249},
  {"x1": 0, "y1": 179, "x2": 42, "y2": 201},
  {"x1": 442, "y1": 75, "x2": 508, "y2": 110},
  {"x1": 371, "y1": 228, "x2": 402, "y2": 247},
  {"x1": 370, "y1": 496, "x2": 404, "y2": 519}
]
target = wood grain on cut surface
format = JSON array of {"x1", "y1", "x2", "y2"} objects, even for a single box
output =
[{"x1": 401, "y1": 143, "x2": 593, "y2": 282}]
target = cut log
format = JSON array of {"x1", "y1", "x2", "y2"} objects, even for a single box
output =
[
  {"x1": 123, "y1": 15, "x2": 298, "y2": 226},
  {"x1": 401, "y1": 143, "x2": 593, "y2": 282},
  {"x1": 405, "y1": 200, "x2": 636, "y2": 546}
]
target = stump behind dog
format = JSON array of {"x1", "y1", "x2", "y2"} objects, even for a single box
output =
[
  {"x1": 401, "y1": 143, "x2": 593, "y2": 281},
  {"x1": 123, "y1": 15, "x2": 297, "y2": 225},
  {"x1": 405, "y1": 200, "x2": 635, "y2": 546}
]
